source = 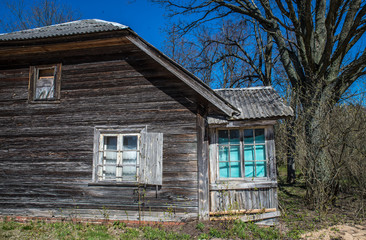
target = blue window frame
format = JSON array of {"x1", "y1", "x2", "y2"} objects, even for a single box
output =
[
  {"x1": 244, "y1": 129, "x2": 267, "y2": 177},
  {"x1": 218, "y1": 128, "x2": 267, "y2": 179},
  {"x1": 218, "y1": 129, "x2": 241, "y2": 178}
]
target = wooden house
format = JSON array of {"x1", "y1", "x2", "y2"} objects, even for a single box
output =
[{"x1": 0, "y1": 20, "x2": 293, "y2": 223}]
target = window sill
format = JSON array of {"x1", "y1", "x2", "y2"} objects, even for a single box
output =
[
  {"x1": 28, "y1": 100, "x2": 61, "y2": 104},
  {"x1": 210, "y1": 180, "x2": 277, "y2": 190},
  {"x1": 88, "y1": 182, "x2": 161, "y2": 189},
  {"x1": 88, "y1": 182, "x2": 138, "y2": 187}
]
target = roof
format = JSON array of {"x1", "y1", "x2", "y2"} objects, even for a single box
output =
[
  {"x1": 214, "y1": 87, "x2": 294, "y2": 120},
  {"x1": 0, "y1": 19, "x2": 128, "y2": 41},
  {"x1": 0, "y1": 19, "x2": 239, "y2": 117}
]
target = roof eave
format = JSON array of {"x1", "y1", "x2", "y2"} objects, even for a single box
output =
[{"x1": 125, "y1": 30, "x2": 240, "y2": 117}]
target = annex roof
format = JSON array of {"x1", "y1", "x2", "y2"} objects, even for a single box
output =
[
  {"x1": 214, "y1": 87, "x2": 294, "y2": 120},
  {"x1": 0, "y1": 19, "x2": 128, "y2": 41}
]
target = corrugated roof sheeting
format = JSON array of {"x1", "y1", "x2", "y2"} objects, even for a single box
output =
[
  {"x1": 214, "y1": 87, "x2": 293, "y2": 120},
  {"x1": 0, "y1": 19, "x2": 128, "y2": 41}
]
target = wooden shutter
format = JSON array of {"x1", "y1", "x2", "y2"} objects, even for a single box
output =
[{"x1": 139, "y1": 131, "x2": 163, "y2": 185}]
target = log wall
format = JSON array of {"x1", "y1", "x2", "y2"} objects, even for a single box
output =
[{"x1": 0, "y1": 53, "x2": 200, "y2": 221}]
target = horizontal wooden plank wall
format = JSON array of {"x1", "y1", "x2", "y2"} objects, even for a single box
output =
[
  {"x1": 0, "y1": 50, "x2": 201, "y2": 221},
  {"x1": 210, "y1": 187, "x2": 278, "y2": 212}
]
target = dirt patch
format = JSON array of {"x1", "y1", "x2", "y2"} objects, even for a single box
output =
[{"x1": 301, "y1": 224, "x2": 366, "y2": 240}]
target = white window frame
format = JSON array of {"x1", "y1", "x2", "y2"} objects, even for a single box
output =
[
  {"x1": 216, "y1": 127, "x2": 269, "y2": 181},
  {"x1": 97, "y1": 133, "x2": 140, "y2": 182},
  {"x1": 92, "y1": 126, "x2": 164, "y2": 186},
  {"x1": 93, "y1": 126, "x2": 143, "y2": 183}
]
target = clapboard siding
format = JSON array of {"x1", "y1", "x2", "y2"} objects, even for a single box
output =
[
  {"x1": 0, "y1": 54, "x2": 200, "y2": 220},
  {"x1": 210, "y1": 187, "x2": 278, "y2": 212}
]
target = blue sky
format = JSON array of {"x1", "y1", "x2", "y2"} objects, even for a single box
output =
[
  {"x1": 63, "y1": 0, "x2": 168, "y2": 50},
  {"x1": 0, "y1": 0, "x2": 169, "y2": 51}
]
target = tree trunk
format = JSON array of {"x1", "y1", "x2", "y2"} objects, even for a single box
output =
[
  {"x1": 302, "y1": 86, "x2": 338, "y2": 208},
  {"x1": 286, "y1": 118, "x2": 296, "y2": 184}
]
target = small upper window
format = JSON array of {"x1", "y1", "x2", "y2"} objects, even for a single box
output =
[{"x1": 29, "y1": 64, "x2": 61, "y2": 102}]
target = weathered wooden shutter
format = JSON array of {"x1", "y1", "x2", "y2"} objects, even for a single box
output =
[{"x1": 139, "y1": 131, "x2": 163, "y2": 185}]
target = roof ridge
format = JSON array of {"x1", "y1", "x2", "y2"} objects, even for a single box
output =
[
  {"x1": 0, "y1": 19, "x2": 128, "y2": 40},
  {"x1": 87, "y1": 19, "x2": 128, "y2": 29},
  {"x1": 214, "y1": 86, "x2": 273, "y2": 91}
]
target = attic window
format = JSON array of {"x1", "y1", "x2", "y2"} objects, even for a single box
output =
[{"x1": 29, "y1": 64, "x2": 61, "y2": 102}]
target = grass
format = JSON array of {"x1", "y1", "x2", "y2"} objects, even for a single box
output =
[
  {"x1": 0, "y1": 220, "x2": 192, "y2": 240},
  {"x1": 0, "y1": 219, "x2": 281, "y2": 240}
]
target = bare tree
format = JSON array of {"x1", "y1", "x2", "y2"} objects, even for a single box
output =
[
  {"x1": 0, "y1": 0, "x2": 80, "y2": 32},
  {"x1": 156, "y1": 0, "x2": 366, "y2": 207},
  {"x1": 164, "y1": 17, "x2": 285, "y2": 88}
]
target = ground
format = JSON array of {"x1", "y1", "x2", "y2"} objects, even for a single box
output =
[{"x1": 301, "y1": 224, "x2": 366, "y2": 240}]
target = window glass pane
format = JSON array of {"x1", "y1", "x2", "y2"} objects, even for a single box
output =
[
  {"x1": 218, "y1": 130, "x2": 229, "y2": 144},
  {"x1": 219, "y1": 146, "x2": 229, "y2": 162},
  {"x1": 105, "y1": 151, "x2": 117, "y2": 161},
  {"x1": 122, "y1": 166, "x2": 136, "y2": 180},
  {"x1": 245, "y1": 161, "x2": 254, "y2": 177},
  {"x1": 123, "y1": 135, "x2": 137, "y2": 150},
  {"x1": 230, "y1": 129, "x2": 240, "y2": 144},
  {"x1": 255, "y1": 145, "x2": 266, "y2": 160},
  {"x1": 231, "y1": 161, "x2": 241, "y2": 178},
  {"x1": 104, "y1": 136, "x2": 117, "y2": 150},
  {"x1": 244, "y1": 145, "x2": 254, "y2": 161},
  {"x1": 36, "y1": 77, "x2": 54, "y2": 99},
  {"x1": 256, "y1": 161, "x2": 267, "y2": 177},
  {"x1": 244, "y1": 129, "x2": 254, "y2": 144},
  {"x1": 230, "y1": 145, "x2": 240, "y2": 161},
  {"x1": 39, "y1": 68, "x2": 54, "y2": 77},
  {"x1": 104, "y1": 165, "x2": 116, "y2": 179},
  {"x1": 123, "y1": 151, "x2": 137, "y2": 164},
  {"x1": 255, "y1": 129, "x2": 265, "y2": 143},
  {"x1": 219, "y1": 161, "x2": 229, "y2": 178}
]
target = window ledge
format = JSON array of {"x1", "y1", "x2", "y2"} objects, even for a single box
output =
[
  {"x1": 88, "y1": 182, "x2": 138, "y2": 187},
  {"x1": 88, "y1": 182, "x2": 161, "y2": 188},
  {"x1": 210, "y1": 181, "x2": 277, "y2": 190},
  {"x1": 28, "y1": 100, "x2": 61, "y2": 104}
]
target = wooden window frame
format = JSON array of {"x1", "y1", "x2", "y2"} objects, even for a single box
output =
[
  {"x1": 216, "y1": 127, "x2": 269, "y2": 181},
  {"x1": 98, "y1": 133, "x2": 140, "y2": 182},
  {"x1": 92, "y1": 126, "x2": 164, "y2": 186},
  {"x1": 28, "y1": 63, "x2": 62, "y2": 103}
]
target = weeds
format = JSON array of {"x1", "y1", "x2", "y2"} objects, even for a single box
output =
[
  {"x1": 195, "y1": 222, "x2": 205, "y2": 231},
  {"x1": 120, "y1": 227, "x2": 140, "y2": 239}
]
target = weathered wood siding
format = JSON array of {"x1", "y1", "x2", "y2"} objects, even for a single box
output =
[
  {"x1": 210, "y1": 187, "x2": 278, "y2": 212},
  {"x1": 0, "y1": 49, "x2": 200, "y2": 221}
]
